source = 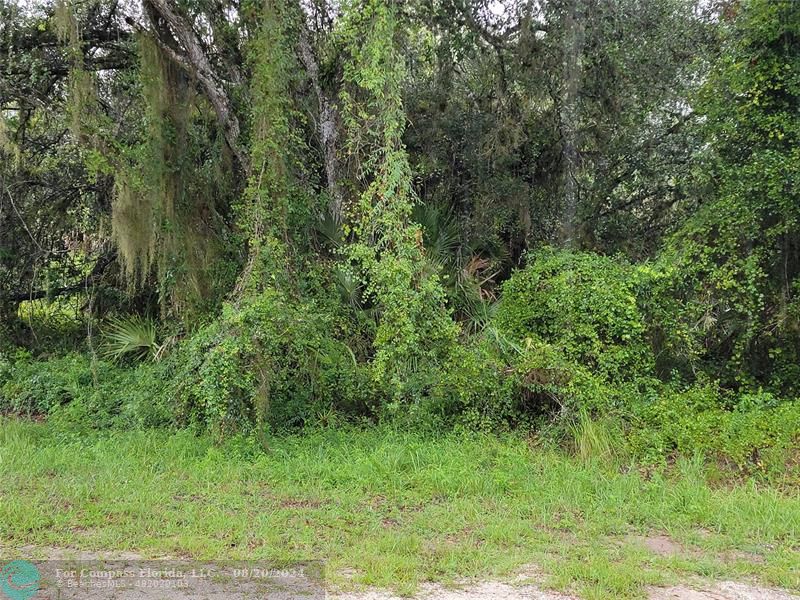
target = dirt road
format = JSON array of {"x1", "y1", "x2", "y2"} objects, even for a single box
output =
[{"x1": 3, "y1": 548, "x2": 797, "y2": 599}]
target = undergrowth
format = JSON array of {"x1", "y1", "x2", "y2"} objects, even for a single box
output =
[{"x1": 2, "y1": 248, "x2": 799, "y2": 481}]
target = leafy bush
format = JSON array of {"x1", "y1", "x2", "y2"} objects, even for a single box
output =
[
  {"x1": 496, "y1": 248, "x2": 654, "y2": 382},
  {"x1": 0, "y1": 350, "x2": 173, "y2": 429},
  {"x1": 422, "y1": 327, "x2": 622, "y2": 432},
  {"x1": 0, "y1": 351, "x2": 93, "y2": 415},
  {"x1": 488, "y1": 248, "x2": 800, "y2": 476},
  {"x1": 422, "y1": 340, "x2": 521, "y2": 431},
  {"x1": 628, "y1": 384, "x2": 800, "y2": 478},
  {"x1": 486, "y1": 249, "x2": 657, "y2": 424},
  {"x1": 174, "y1": 290, "x2": 375, "y2": 437}
]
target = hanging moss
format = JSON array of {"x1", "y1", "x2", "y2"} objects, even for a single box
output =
[
  {"x1": 111, "y1": 173, "x2": 156, "y2": 285},
  {"x1": 53, "y1": 0, "x2": 79, "y2": 47},
  {"x1": 50, "y1": 0, "x2": 231, "y2": 318},
  {"x1": 108, "y1": 35, "x2": 224, "y2": 315}
]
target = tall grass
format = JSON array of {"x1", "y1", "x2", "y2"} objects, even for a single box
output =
[
  {"x1": 1, "y1": 419, "x2": 798, "y2": 597},
  {"x1": 569, "y1": 410, "x2": 619, "y2": 464}
]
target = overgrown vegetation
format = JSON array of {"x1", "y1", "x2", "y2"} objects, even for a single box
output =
[{"x1": 1, "y1": 0, "x2": 799, "y2": 488}]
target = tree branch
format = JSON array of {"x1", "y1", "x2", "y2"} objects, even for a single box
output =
[
  {"x1": 142, "y1": 0, "x2": 249, "y2": 173},
  {"x1": 2, "y1": 251, "x2": 117, "y2": 304}
]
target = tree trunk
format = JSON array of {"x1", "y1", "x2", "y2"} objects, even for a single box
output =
[
  {"x1": 298, "y1": 27, "x2": 344, "y2": 223},
  {"x1": 557, "y1": 0, "x2": 586, "y2": 248}
]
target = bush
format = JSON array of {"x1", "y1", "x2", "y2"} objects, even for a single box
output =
[
  {"x1": 496, "y1": 248, "x2": 654, "y2": 382},
  {"x1": 628, "y1": 384, "x2": 800, "y2": 478},
  {"x1": 423, "y1": 326, "x2": 631, "y2": 432},
  {"x1": 0, "y1": 350, "x2": 173, "y2": 430},
  {"x1": 0, "y1": 351, "x2": 92, "y2": 416},
  {"x1": 174, "y1": 289, "x2": 375, "y2": 437},
  {"x1": 488, "y1": 248, "x2": 800, "y2": 477},
  {"x1": 423, "y1": 340, "x2": 521, "y2": 431},
  {"x1": 488, "y1": 249, "x2": 660, "y2": 424}
]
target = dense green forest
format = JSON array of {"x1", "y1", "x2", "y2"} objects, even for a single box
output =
[{"x1": 1, "y1": 0, "x2": 798, "y2": 475}]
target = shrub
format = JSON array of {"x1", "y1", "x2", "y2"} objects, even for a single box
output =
[
  {"x1": 488, "y1": 248, "x2": 800, "y2": 477},
  {"x1": 0, "y1": 351, "x2": 93, "y2": 416},
  {"x1": 628, "y1": 384, "x2": 800, "y2": 478},
  {"x1": 174, "y1": 289, "x2": 375, "y2": 437},
  {"x1": 0, "y1": 350, "x2": 173, "y2": 429},
  {"x1": 496, "y1": 248, "x2": 654, "y2": 382},
  {"x1": 424, "y1": 340, "x2": 521, "y2": 431},
  {"x1": 487, "y1": 249, "x2": 661, "y2": 426},
  {"x1": 423, "y1": 330, "x2": 622, "y2": 431}
]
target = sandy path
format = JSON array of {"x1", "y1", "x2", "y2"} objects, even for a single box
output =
[
  {"x1": 331, "y1": 580, "x2": 800, "y2": 600},
  {"x1": 2, "y1": 548, "x2": 797, "y2": 599}
]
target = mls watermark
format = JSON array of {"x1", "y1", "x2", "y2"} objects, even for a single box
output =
[{"x1": 0, "y1": 559, "x2": 325, "y2": 599}]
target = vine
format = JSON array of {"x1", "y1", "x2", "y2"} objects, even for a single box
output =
[
  {"x1": 339, "y1": 0, "x2": 458, "y2": 397},
  {"x1": 236, "y1": 0, "x2": 306, "y2": 296}
]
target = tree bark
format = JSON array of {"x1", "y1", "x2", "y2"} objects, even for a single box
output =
[
  {"x1": 143, "y1": 0, "x2": 249, "y2": 173},
  {"x1": 298, "y1": 27, "x2": 344, "y2": 222}
]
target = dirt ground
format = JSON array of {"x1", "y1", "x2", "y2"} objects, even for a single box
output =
[
  {"x1": 4, "y1": 547, "x2": 798, "y2": 600},
  {"x1": 332, "y1": 579, "x2": 800, "y2": 600}
]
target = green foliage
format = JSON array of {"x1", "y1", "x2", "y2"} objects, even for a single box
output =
[
  {"x1": 430, "y1": 334, "x2": 600, "y2": 431},
  {"x1": 236, "y1": 0, "x2": 309, "y2": 295},
  {"x1": 496, "y1": 248, "x2": 653, "y2": 382},
  {"x1": 411, "y1": 203, "x2": 503, "y2": 333},
  {"x1": 0, "y1": 350, "x2": 86, "y2": 416},
  {"x1": 101, "y1": 314, "x2": 158, "y2": 362},
  {"x1": 56, "y1": 30, "x2": 239, "y2": 320},
  {"x1": 628, "y1": 385, "x2": 800, "y2": 478},
  {"x1": 661, "y1": 0, "x2": 800, "y2": 394},
  {"x1": 3, "y1": 0, "x2": 800, "y2": 483},
  {"x1": 422, "y1": 340, "x2": 521, "y2": 431},
  {"x1": 338, "y1": 0, "x2": 459, "y2": 397},
  {"x1": 11, "y1": 297, "x2": 88, "y2": 353},
  {"x1": 490, "y1": 247, "x2": 800, "y2": 474},
  {"x1": 174, "y1": 290, "x2": 374, "y2": 437},
  {"x1": 0, "y1": 351, "x2": 172, "y2": 429}
]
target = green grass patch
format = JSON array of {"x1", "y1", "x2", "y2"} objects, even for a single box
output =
[{"x1": 1, "y1": 419, "x2": 798, "y2": 598}]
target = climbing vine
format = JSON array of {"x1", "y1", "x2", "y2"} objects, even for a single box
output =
[
  {"x1": 338, "y1": 0, "x2": 458, "y2": 397},
  {"x1": 236, "y1": 0, "x2": 308, "y2": 296}
]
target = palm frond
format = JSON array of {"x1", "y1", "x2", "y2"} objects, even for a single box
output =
[
  {"x1": 315, "y1": 210, "x2": 345, "y2": 249},
  {"x1": 412, "y1": 203, "x2": 460, "y2": 266},
  {"x1": 334, "y1": 266, "x2": 364, "y2": 309},
  {"x1": 101, "y1": 315, "x2": 158, "y2": 362}
]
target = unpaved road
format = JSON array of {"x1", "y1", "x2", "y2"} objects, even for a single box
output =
[
  {"x1": 3, "y1": 548, "x2": 797, "y2": 599},
  {"x1": 333, "y1": 581, "x2": 800, "y2": 600}
]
